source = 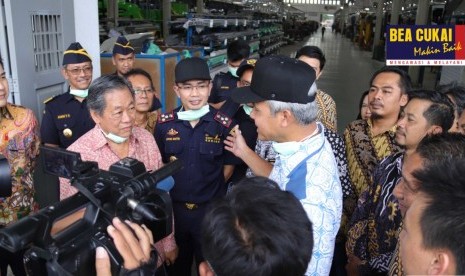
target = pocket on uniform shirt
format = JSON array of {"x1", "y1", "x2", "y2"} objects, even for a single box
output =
[{"x1": 199, "y1": 141, "x2": 223, "y2": 176}]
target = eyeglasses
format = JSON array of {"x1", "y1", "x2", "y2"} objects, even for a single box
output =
[
  {"x1": 134, "y1": 88, "x2": 155, "y2": 95},
  {"x1": 66, "y1": 66, "x2": 93, "y2": 76},
  {"x1": 177, "y1": 83, "x2": 209, "y2": 93}
]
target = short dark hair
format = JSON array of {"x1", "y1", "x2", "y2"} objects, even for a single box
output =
[
  {"x1": 356, "y1": 90, "x2": 369, "y2": 120},
  {"x1": 87, "y1": 74, "x2": 134, "y2": 116},
  {"x1": 202, "y1": 177, "x2": 313, "y2": 276},
  {"x1": 407, "y1": 89, "x2": 455, "y2": 131},
  {"x1": 437, "y1": 82, "x2": 465, "y2": 116},
  {"x1": 295, "y1": 46, "x2": 326, "y2": 70},
  {"x1": 416, "y1": 132, "x2": 465, "y2": 169},
  {"x1": 369, "y1": 67, "x2": 412, "y2": 94},
  {"x1": 413, "y1": 156, "x2": 465, "y2": 274},
  {"x1": 227, "y1": 39, "x2": 250, "y2": 62},
  {"x1": 124, "y1": 68, "x2": 155, "y2": 89}
]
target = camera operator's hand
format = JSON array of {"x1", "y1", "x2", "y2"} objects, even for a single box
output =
[{"x1": 95, "y1": 217, "x2": 154, "y2": 276}]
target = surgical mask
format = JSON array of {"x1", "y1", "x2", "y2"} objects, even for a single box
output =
[
  {"x1": 177, "y1": 104, "x2": 210, "y2": 121},
  {"x1": 272, "y1": 126, "x2": 320, "y2": 156},
  {"x1": 70, "y1": 89, "x2": 89, "y2": 98},
  {"x1": 101, "y1": 130, "x2": 128, "y2": 144},
  {"x1": 242, "y1": 105, "x2": 253, "y2": 116},
  {"x1": 228, "y1": 66, "x2": 238, "y2": 78},
  {"x1": 272, "y1": 141, "x2": 302, "y2": 156}
]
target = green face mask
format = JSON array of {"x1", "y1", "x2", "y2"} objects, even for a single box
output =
[
  {"x1": 242, "y1": 105, "x2": 253, "y2": 116},
  {"x1": 177, "y1": 104, "x2": 210, "y2": 121},
  {"x1": 228, "y1": 65, "x2": 238, "y2": 78},
  {"x1": 70, "y1": 89, "x2": 88, "y2": 98}
]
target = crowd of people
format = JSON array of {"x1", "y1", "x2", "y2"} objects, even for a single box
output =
[{"x1": 1, "y1": 35, "x2": 465, "y2": 276}]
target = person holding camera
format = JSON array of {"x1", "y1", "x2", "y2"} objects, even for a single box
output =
[
  {"x1": 0, "y1": 56, "x2": 41, "y2": 275},
  {"x1": 59, "y1": 74, "x2": 177, "y2": 270},
  {"x1": 95, "y1": 217, "x2": 158, "y2": 276}
]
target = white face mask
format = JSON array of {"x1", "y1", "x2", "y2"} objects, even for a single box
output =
[
  {"x1": 242, "y1": 105, "x2": 253, "y2": 116},
  {"x1": 272, "y1": 141, "x2": 302, "y2": 156},
  {"x1": 70, "y1": 89, "x2": 88, "y2": 98},
  {"x1": 177, "y1": 104, "x2": 210, "y2": 121},
  {"x1": 228, "y1": 65, "x2": 239, "y2": 78},
  {"x1": 101, "y1": 130, "x2": 128, "y2": 144}
]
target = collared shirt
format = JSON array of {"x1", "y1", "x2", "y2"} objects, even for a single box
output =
[
  {"x1": 41, "y1": 92, "x2": 95, "y2": 148},
  {"x1": 154, "y1": 106, "x2": 239, "y2": 204},
  {"x1": 60, "y1": 125, "x2": 162, "y2": 199},
  {"x1": 59, "y1": 124, "x2": 173, "y2": 266},
  {"x1": 269, "y1": 123, "x2": 343, "y2": 276},
  {"x1": 248, "y1": 127, "x2": 356, "y2": 240},
  {"x1": 315, "y1": 89, "x2": 337, "y2": 132},
  {"x1": 346, "y1": 152, "x2": 403, "y2": 274},
  {"x1": 344, "y1": 119, "x2": 402, "y2": 197},
  {"x1": 0, "y1": 104, "x2": 40, "y2": 226},
  {"x1": 209, "y1": 71, "x2": 238, "y2": 104}
]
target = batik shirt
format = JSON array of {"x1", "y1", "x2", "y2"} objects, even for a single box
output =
[
  {"x1": 0, "y1": 104, "x2": 40, "y2": 226},
  {"x1": 346, "y1": 152, "x2": 404, "y2": 274},
  {"x1": 315, "y1": 90, "x2": 337, "y2": 132},
  {"x1": 344, "y1": 119, "x2": 402, "y2": 198},
  {"x1": 388, "y1": 224, "x2": 404, "y2": 276},
  {"x1": 269, "y1": 123, "x2": 342, "y2": 276}
]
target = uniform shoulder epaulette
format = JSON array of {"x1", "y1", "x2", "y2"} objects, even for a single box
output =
[
  {"x1": 214, "y1": 111, "x2": 232, "y2": 128},
  {"x1": 43, "y1": 95, "x2": 57, "y2": 104},
  {"x1": 158, "y1": 111, "x2": 175, "y2": 123}
]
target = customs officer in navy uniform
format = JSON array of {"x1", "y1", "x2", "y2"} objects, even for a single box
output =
[
  {"x1": 208, "y1": 39, "x2": 250, "y2": 110},
  {"x1": 113, "y1": 36, "x2": 163, "y2": 112},
  {"x1": 40, "y1": 42, "x2": 95, "y2": 148},
  {"x1": 154, "y1": 57, "x2": 239, "y2": 276}
]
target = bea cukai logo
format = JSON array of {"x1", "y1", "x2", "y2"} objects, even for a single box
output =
[
  {"x1": 386, "y1": 25, "x2": 465, "y2": 63},
  {"x1": 389, "y1": 27, "x2": 461, "y2": 56}
]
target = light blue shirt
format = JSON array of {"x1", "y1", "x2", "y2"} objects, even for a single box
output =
[{"x1": 269, "y1": 123, "x2": 342, "y2": 276}]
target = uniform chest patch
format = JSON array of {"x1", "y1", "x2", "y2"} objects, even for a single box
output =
[
  {"x1": 205, "y1": 134, "x2": 221, "y2": 143},
  {"x1": 57, "y1": 114, "x2": 71, "y2": 119},
  {"x1": 166, "y1": 128, "x2": 180, "y2": 141}
]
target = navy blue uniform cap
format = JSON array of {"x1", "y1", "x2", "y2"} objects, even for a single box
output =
[
  {"x1": 236, "y1": 58, "x2": 258, "y2": 78},
  {"x1": 231, "y1": 55, "x2": 316, "y2": 104},
  {"x1": 113, "y1": 36, "x2": 134, "y2": 55},
  {"x1": 63, "y1": 42, "x2": 92, "y2": 66},
  {"x1": 175, "y1": 57, "x2": 211, "y2": 83}
]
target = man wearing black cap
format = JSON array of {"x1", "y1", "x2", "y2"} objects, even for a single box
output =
[
  {"x1": 41, "y1": 42, "x2": 95, "y2": 148},
  {"x1": 154, "y1": 57, "x2": 239, "y2": 275},
  {"x1": 224, "y1": 55, "x2": 342, "y2": 275},
  {"x1": 112, "y1": 36, "x2": 135, "y2": 77}
]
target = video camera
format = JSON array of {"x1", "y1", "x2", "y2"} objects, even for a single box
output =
[{"x1": 0, "y1": 146, "x2": 182, "y2": 275}]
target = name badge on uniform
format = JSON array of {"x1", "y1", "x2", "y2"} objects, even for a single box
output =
[{"x1": 57, "y1": 114, "x2": 71, "y2": 119}]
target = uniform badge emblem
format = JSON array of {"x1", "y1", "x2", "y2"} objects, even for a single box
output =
[
  {"x1": 168, "y1": 128, "x2": 178, "y2": 136},
  {"x1": 63, "y1": 128, "x2": 73, "y2": 138}
]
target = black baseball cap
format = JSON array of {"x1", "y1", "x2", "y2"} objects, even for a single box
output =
[
  {"x1": 63, "y1": 42, "x2": 92, "y2": 66},
  {"x1": 231, "y1": 55, "x2": 316, "y2": 104},
  {"x1": 236, "y1": 58, "x2": 258, "y2": 78},
  {"x1": 175, "y1": 57, "x2": 211, "y2": 83},
  {"x1": 113, "y1": 36, "x2": 135, "y2": 55}
]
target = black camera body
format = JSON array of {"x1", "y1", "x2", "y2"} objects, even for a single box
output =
[{"x1": 0, "y1": 146, "x2": 181, "y2": 276}]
